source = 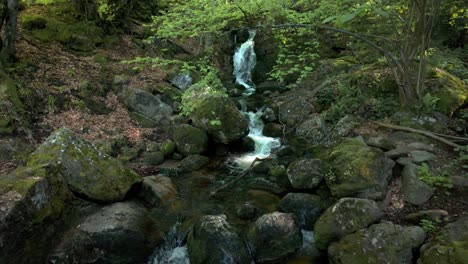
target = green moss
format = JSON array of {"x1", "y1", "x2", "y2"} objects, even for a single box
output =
[
  {"x1": 22, "y1": 14, "x2": 48, "y2": 30},
  {"x1": 429, "y1": 67, "x2": 468, "y2": 116}
]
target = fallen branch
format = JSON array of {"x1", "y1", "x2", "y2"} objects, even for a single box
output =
[{"x1": 372, "y1": 121, "x2": 463, "y2": 149}]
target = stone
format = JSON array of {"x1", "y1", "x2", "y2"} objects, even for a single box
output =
[
  {"x1": 396, "y1": 157, "x2": 413, "y2": 166},
  {"x1": 278, "y1": 98, "x2": 313, "y2": 126},
  {"x1": 171, "y1": 74, "x2": 192, "y2": 90},
  {"x1": 139, "y1": 176, "x2": 178, "y2": 206},
  {"x1": 173, "y1": 124, "x2": 208, "y2": 155},
  {"x1": 49, "y1": 202, "x2": 160, "y2": 264},
  {"x1": 27, "y1": 128, "x2": 142, "y2": 203},
  {"x1": 418, "y1": 217, "x2": 468, "y2": 264},
  {"x1": 287, "y1": 158, "x2": 324, "y2": 189},
  {"x1": 191, "y1": 95, "x2": 249, "y2": 144},
  {"x1": 187, "y1": 215, "x2": 251, "y2": 264},
  {"x1": 261, "y1": 107, "x2": 277, "y2": 123},
  {"x1": 249, "y1": 212, "x2": 302, "y2": 262},
  {"x1": 325, "y1": 138, "x2": 395, "y2": 199},
  {"x1": 263, "y1": 123, "x2": 284, "y2": 138},
  {"x1": 329, "y1": 222, "x2": 426, "y2": 264},
  {"x1": 0, "y1": 165, "x2": 73, "y2": 263},
  {"x1": 159, "y1": 140, "x2": 176, "y2": 157},
  {"x1": 410, "y1": 150, "x2": 436, "y2": 163},
  {"x1": 366, "y1": 136, "x2": 395, "y2": 151},
  {"x1": 295, "y1": 115, "x2": 329, "y2": 144},
  {"x1": 279, "y1": 193, "x2": 324, "y2": 230},
  {"x1": 237, "y1": 202, "x2": 258, "y2": 220},
  {"x1": 179, "y1": 155, "x2": 209, "y2": 172},
  {"x1": 451, "y1": 176, "x2": 468, "y2": 189},
  {"x1": 143, "y1": 151, "x2": 165, "y2": 166},
  {"x1": 314, "y1": 198, "x2": 382, "y2": 250},
  {"x1": 119, "y1": 87, "x2": 173, "y2": 125},
  {"x1": 249, "y1": 178, "x2": 285, "y2": 195},
  {"x1": 405, "y1": 210, "x2": 448, "y2": 224},
  {"x1": 334, "y1": 114, "x2": 358, "y2": 137},
  {"x1": 401, "y1": 164, "x2": 434, "y2": 205}
]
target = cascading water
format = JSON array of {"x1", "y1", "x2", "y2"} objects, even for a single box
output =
[
  {"x1": 147, "y1": 222, "x2": 189, "y2": 264},
  {"x1": 232, "y1": 31, "x2": 281, "y2": 169}
]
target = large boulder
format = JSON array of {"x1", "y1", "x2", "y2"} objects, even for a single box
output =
[
  {"x1": 325, "y1": 138, "x2": 395, "y2": 199},
  {"x1": 295, "y1": 115, "x2": 329, "y2": 144},
  {"x1": 249, "y1": 212, "x2": 302, "y2": 262},
  {"x1": 0, "y1": 165, "x2": 73, "y2": 263},
  {"x1": 27, "y1": 128, "x2": 142, "y2": 203},
  {"x1": 191, "y1": 95, "x2": 249, "y2": 144},
  {"x1": 278, "y1": 98, "x2": 313, "y2": 126},
  {"x1": 187, "y1": 215, "x2": 251, "y2": 264},
  {"x1": 139, "y1": 176, "x2": 178, "y2": 206},
  {"x1": 279, "y1": 193, "x2": 324, "y2": 230},
  {"x1": 314, "y1": 198, "x2": 382, "y2": 250},
  {"x1": 418, "y1": 217, "x2": 468, "y2": 264},
  {"x1": 428, "y1": 67, "x2": 468, "y2": 116},
  {"x1": 119, "y1": 87, "x2": 173, "y2": 125},
  {"x1": 173, "y1": 124, "x2": 208, "y2": 155},
  {"x1": 401, "y1": 164, "x2": 434, "y2": 205},
  {"x1": 329, "y1": 222, "x2": 426, "y2": 264},
  {"x1": 49, "y1": 202, "x2": 160, "y2": 264},
  {"x1": 287, "y1": 158, "x2": 324, "y2": 189}
]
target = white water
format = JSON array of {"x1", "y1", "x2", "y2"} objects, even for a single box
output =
[
  {"x1": 232, "y1": 31, "x2": 281, "y2": 169},
  {"x1": 148, "y1": 222, "x2": 190, "y2": 264}
]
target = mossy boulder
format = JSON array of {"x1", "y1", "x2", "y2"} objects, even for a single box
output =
[
  {"x1": 173, "y1": 124, "x2": 208, "y2": 155},
  {"x1": 314, "y1": 198, "x2": 383, "y2": 250},
  {"x1": 325, "y1": 138, "x2": 395, "y2": 199},
  {"x1": 249, "y1": 212, "x2": 302, "y2": 262},
  {"x1": 187, "y1": 215, "x2": 251, "y2": 264},
  {"x1": 143, "y1": 151, "x2": 165, "y2": 166},
  {"x1": 428, "y1": 67, "x2": 468, "y2": 116},
  {"x1": 418, "y1": 217, "x2": 468, "y2": 264},
  {"x1": 287, "y1": 158, "x2": 324, "y2": 189},
  {"x1": 329, "y1": 222, "x2": 426, "y2": 264},
  {"x1": 159, "y1": 140, "x2": 176, "y2": 157},
  {"x1": 191, "y1": 95, "x2": 249, "y2": 144},
  {"x1": 49, "y1": 202, "x2": 161, "y2": 264},
  {"x1": 27, "y1": 128, "x2": 142, "y2": 203},
  {"x1": 0, "y1": 164, "x2": 73, "y2": 263}
]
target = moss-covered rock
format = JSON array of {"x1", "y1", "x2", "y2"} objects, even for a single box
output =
[
  {"x1": 428, "y1": 67, "x2": 468, "y2": 116},
  {"x1": 0, "y1": 164, "x2": 73, "y2": 263},
  {"x1": 173, "y1": 124, "x2": 208, "y2": 155},
  {"x1": 418, "y1": 217, "x2": 468, "y2": 264},
  {"x1": 329, "y1": 222, "x2": 426, "y2": 264},
  {"x1": 143, "y1": 151, "x2": 165, "y2": 166},
  {"x1": 191, "y1": 95, "x2": 249, "y2": 144},
  {"x1": 287, "y1": 158, "x2": 324, "y2": 189},
  {"x1": 27, "y1": 128, "x2": 142, "y2": 203},
  {"x1": 325, "y1": 138, "x2": 395, "y2": 199},
  {"x1": 187, "y1": 215, "x2": 251, "y2": 264},
  {"x1": 314, "y1": 198, "x2": 382, "y2": 250}
]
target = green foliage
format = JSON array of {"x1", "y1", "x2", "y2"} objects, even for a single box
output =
[
  {"x1": 422, "y1": 93, "x2": 440, "y2": 113},
  {"x1": 418, "y1": 163, "x2": 453, "y2": 190},
  {"x1": 420, "y1": 219, "x2": 441, "y2": 233}
]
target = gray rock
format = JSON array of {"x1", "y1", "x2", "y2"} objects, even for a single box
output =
[
  {"x1": 335, "y1": 114, "x2": 358, "y2": 137},
  {"x1": 143, "y1": 151, "x2": 165, "y2": 166},
  {"x1": 418, "y1": 217, "x2": 468, "y2": 264},
  {"x1": 405, "y1": 210, "x2": 448, "y2": 224},
  {"x1": 179, "y1": 155, "x2": 209, "y2": 172},
  {"x1": 139, "y1": 176, "x2": 178, "y2": 206},
  {"x1": 249, "y1": 178, "x2": 285, "y2": 195},
  {"x1": 401, "y1": 164, "x2": 434, "y2": 205},
  {"x1": 171, "y1": 74, "x2": 192, "y2": 90},
  {"x1": 366, "y1": 136, "x2": 395, "y2": 151},
  {"x1": 407, "y1": 142, "x2": 435, "y2": 152},
  {"x1": 410, "y1": 150, "x2": 436, "y2": 163},
  {"x1": 451, "y1": 176, "x2": 468, "y2": 189},
  {"x1": 295, "y1": 115, "x2": 329, "y2": 144},
  {"x1": 249, "y1": 212, "x2": 302, "y2": 262},
  {"x1": 262, "y1": 107, "x2": 277, "y2": 123},
  {"x1": 329, "y1": 222, "x2": 426, "y2": 264},
  {"x1": 279, "y1": 98, "x2": 313, "y2": 126},
  {"x1": 50, "y1": 202, "x2": 160, "y2": 264},
  {"x1": 314, "y1": 198, "x2": 383, "y2": 250},
  {"x1": 279, "y1": 193, "x2": 324, "y2": 230},
  {"x1": 173, "y1": 124, "x2": 208, "y2": 155},
  {"x1": 187, "y1": 215, "x2": 251, "y2": 264},
  {"x1": 263, "y1": 123, "x2": 284, "y2": 138},
  {"x1": 119, "y1": 87, "x2": 173, "y2": 125},
  {"x1": 287, "y1": 158, "x2": 324, "y2": 189},
  {"x1": 396, "y1": 157, "x2": 413, "y2": 166}
]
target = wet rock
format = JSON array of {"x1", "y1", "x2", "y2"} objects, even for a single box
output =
[
  {"x1": 279, "y1": 193, "x2": 324, "y2": 230},
  {"x1": 287, "y1": 158, "x2": 324, "y2": 189},
  {"x1": 325, "y1": 138, "x2": 395, "y2": 199},
  {"x1": 261, "y1": 107, "x2": 277, "y2": 123},
  {"x1": 179, "y1": 155, "x2": 209, "y2": 172},
  {"x1": 119, "y1": 87, "x2": 173, "y2": 125},
  {"x1": 171, "y1": 74, "x2": 192, "y2": 90},
  {"x1": 187, "y1": 215, "x2": 251, "y2": 264},
  {"x1": 50, "y1": 202, "x2": 160, "y2": 264},
  {"x1": 410, "y1": 150, "x2": 436, "y2": 163},
  {"x1": 173, "y1": 124, "x2": 208, "y2": 156},
  {"x1": 143, "y1": 151, "x2": 165, "y2": 166},
  {"x1": 401, "y1": 164, "x2": 434, "y2": 205},
  {"x1": 139, "y1": 176, "x2": 178, "y2": 206},
  {"x1": 263, "y1": 123, "x2": 284, "y2": 138},
  {"x1": 418, "y1": 217, "x2": 468, "y2": 264},
  {"x1": 0, "y1": 165, "x2": 73, "y2": 263},
  {"x1": 314, "y1": 198, "x2": 382, "y2": 250},
  {"x1": 27, "y1": 128, "x2": 142, "y2": 203},
  {"x1": 295, "y1": 115, "x2": 329, "y2": 144},
  {"x1": 295, "y1": 230, "x2": 322, "y2": 262},
  {"x1": 405, "y1": 210, "x2": 448, "y2": 224},
  {"x1": 242, "y1": 136, "x2": 256, "y2": 152},
  {"x1": 191, "y1": 95, "x2": 249, "y2": 144},
  {"x1": 366, "y1": 136, "x2": 395, "y2": 151},
  {"x1": 249, "y1": 212, "x2": 302, "y2": 262},
  {"x1": 329, "y1": 222, "x2": 426, "y2": 264}
]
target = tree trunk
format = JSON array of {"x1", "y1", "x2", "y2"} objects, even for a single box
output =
[{"x1": 0, "y1": 0, "x2": 18, "y2": 68}]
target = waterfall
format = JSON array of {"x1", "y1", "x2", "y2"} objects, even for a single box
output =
[
  {"x1": 233, "y1": 30, "x2": 257, "y2": 95},
  {"x1": 148, "y1": 222, "x2": 189, "y2": 264},
  {"x1": 232, "y1": 31, "x2": 281, "y2": 169}
]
